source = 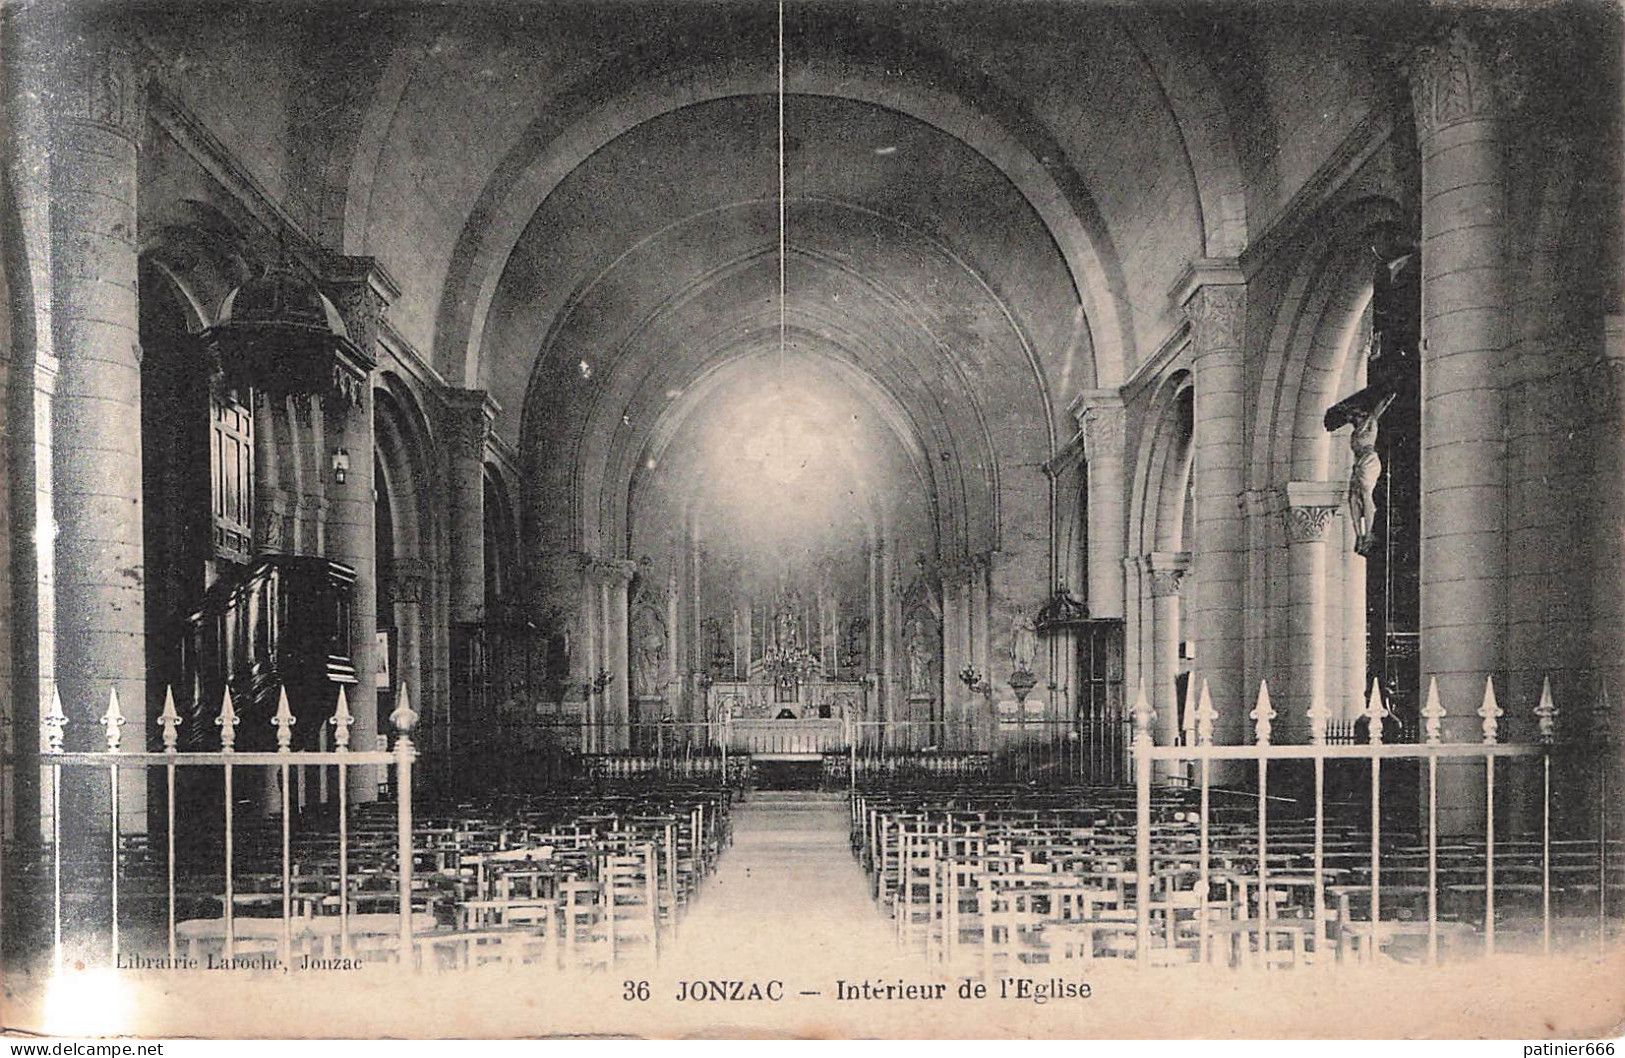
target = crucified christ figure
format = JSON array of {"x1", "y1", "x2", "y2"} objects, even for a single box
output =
[{"x1": 1343, "y1": 391, "x2": 1397, "y2": 556}]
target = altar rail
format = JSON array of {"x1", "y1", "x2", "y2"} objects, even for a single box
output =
[
  {"x1": 1126, "y1": 676, "x2": 1612, "y2": 964},
  {"x1": 850, "y1": 719, "x2": 1126, "y2": 785},
  {"x1": 30, "y1": 682, "x2": 417, "y2": 970},
  {"x1": 489, "y1": 713, "x2": 1127, "y2": 784}
]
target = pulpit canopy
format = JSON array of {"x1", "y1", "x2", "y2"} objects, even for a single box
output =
[{"x1": 202, "y1": 263, "x2": 373, "y2": 408}]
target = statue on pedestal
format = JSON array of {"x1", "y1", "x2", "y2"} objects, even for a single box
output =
[{"x1": 1009, "y1": 611, "x2": 1038, "y2": 676}]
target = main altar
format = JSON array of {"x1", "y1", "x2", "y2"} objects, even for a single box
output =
[{"x1": 704, "y1": 600, "x2": 867, "y2": 758}]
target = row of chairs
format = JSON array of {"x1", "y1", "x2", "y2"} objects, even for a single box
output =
[
  {"x1": 854, "y1": 784, "x2": 1625, "y2": 971},
  {"x1": 17, "y1": 781, "x2": 734, "y2": 974}
]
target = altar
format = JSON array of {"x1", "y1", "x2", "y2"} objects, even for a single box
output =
[{"x1": 706, "y1": 674, "x2": 866, "y2": 758}]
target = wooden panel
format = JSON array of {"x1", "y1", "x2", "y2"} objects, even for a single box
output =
[{"x1": 210, "y1": 395, "x2": 253, "y2": 563}]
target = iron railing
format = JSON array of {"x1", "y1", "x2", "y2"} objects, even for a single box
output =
[
  {"x1": 1129, "y1": 675, "x2": 1605, "y2": 965},
  {"x1": 32, "y1": 681, "x2": 418, "y2": 970}
]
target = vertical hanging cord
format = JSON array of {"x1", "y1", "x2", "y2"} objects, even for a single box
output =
[{"x1": 778, "y1": 0, "x2": 787, "y2": 373}]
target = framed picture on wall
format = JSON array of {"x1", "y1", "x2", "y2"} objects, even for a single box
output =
[{"x1": 376, "y1": 627, "x2": 394, "y2": 690}]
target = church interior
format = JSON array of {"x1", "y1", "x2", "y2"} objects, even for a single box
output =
[{"x1": 1, "y1": 0, "x2": 1623, "y2": 1007}]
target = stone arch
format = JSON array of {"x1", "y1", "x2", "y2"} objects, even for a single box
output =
[
  {"x1": 1130, "y1": 369, "x2": 1196, "y2": 561},
  {"x1": 517, "y1": 230, "x2": 1028, "y2": 566},
  {"x1": 1252, "y1": 195, "x2": 1411, "y2": 725},
  {"x1": 1118, "y1": 14, "x2": 1250, "y2": 258},
  {"x1": 374, "y1": 373, "x2": 444, "y2": 731},
  {"x1": 425, "y1": 48, "x2": 1135, "y2": 394},
  {"x1": 138, "y1": 200, "x2": 260, "y2": 329},
  {"x1": 1127, "y1": 367, "x2": 1195, "y2": 743},
  {"x1": 1251, "y1": 195, "x2": 1410, "y2": 492}
]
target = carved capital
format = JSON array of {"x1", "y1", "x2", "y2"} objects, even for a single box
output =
[
  {"x1": 321, "y1": 256, "x2": 398, "y2": 362},
  {"x1": 1072, "y1": 390, "x2": 1126, "y2": 465},
  {"x1": 1283, "y1": 504, "x2": 1339, "y2": 544},
  {"x1": 388, "y1": 563, "x2": 427, "y2": 605},
  {"x1": 1407, "y1": 20, "x2": 1520, "y2": 139},
  {"x1": 35, "y1": 27, "x2": 149, "y2": 141},
  {"x1": 1282, "y1": 480, "x2": 1345, "y2": 544},
  {"x1": 1184, "y1": 285, "x2": 1246, "y2": 353},
  {"x1": 443, "y1": 389, "x2": 496, "y2": 462},
  {"x1": 1148, "y1": 569, "x2": 1187, "y2": 599},
  {"x1": 1144, "y1": 550, "x2": 1191, "y2": 598},
  {"x1": 588, "y1": 557, "x2": 637, "y2": 588}
]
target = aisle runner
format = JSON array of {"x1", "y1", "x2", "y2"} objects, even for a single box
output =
[{"x1": 665, "y1": 792, "x2": 912, "y2": 983}]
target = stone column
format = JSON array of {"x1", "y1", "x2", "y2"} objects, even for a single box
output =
[
  {"x1": 1282, "y1": 482, "x2": 1343, "y2": 743},
  {"x1": 1073, "y1": 390, "x2": 1128, "y2": 618},
  {"x1": 576, "y1": 554, "x2": 600, "y2": 748},
  {"x1": 444, "y1": 390, "x2": 496, "y2": 625},
  {"x1": 1409, "y1": 24, "x2": 1514, "y2": 830},
  {"x1": 390, "y1": 558, "x2": 426, "y2": 750},
  {"x1": 325, "y1": 259, "x2": 394, "y2": 800},
  {"x1": 598, "y1": 559, "x2": 634, "y2": 748},
  {"x1": 967, "y1": 555, "x2": 991, "y2": 749},
  {"x1": 867, "y1": 542, "x2": 881, "y2": 695},
  {"x1": 969, "y1": 555, "x2": 991, "y2": 684},
  {"x1": 42, "y1": 30, "x2": 148, "y2": 828},
  {"x1": 939, "y1": 561, "x2": 966, "y2": 729},
  {"x1": 1122, "y1": 555, "x2": 1145, "y2": 701},
  {"x1": 1594, "y1": 335, "x2": 1625, "y2": 707},
  {"x1": 1177, "y1": 261, "x2": 1249, "y2": 747},
  {"x1": 1410, "y1": 23, "x2": 1512, "y2": 728},
  {"x1": 1145, "y1": 551, "x2": 1190, "y2": 760},
  {"x1": 690, "y1": 528, "x2": 702, "y2": 682},
  {"x1": 664, "y1": 567, "x2": 679, "y2": 716},
  {"x1": 880, "y1": 537, "x2": 897, "y2": 725}
]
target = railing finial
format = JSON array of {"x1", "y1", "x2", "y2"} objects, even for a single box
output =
[
  {"x1": 1250, "y1": 679, "x2": 1275, "y2": 745},
  {"x1": 1196, "y1": 679, "x2": 1218, "y2": 746},
  {"x1": 390, "y1": 683, "x2": 419, "y2": 744},
  {"x1": 273, "y1": 686, "x2": 297, "y2": 751},
  {"x1": 215, "y1": 685, "x2": 239, "y2": 752},
  {"x1": 1365, "y1": 677, "x2": 1386, "y2": 745},
  {"x1": 1307, "y1": 688, "x2": 1330, "y2": 745},
  {"x1": 100, "y1": 686, "x2": 126, "y2": 753},
  {"x1": 1478, "y1": 675, "x2": 1502, "y2": 745},
  {"x1": 42, "y1": 685, "x2": 67, "y2": 754},
  {"x1": 158, "y1": 685, "x2": 182, "y2": 752},
  {"x1": 1131, "y1": 682, "x2": 1154, "y2": 745},
  {"x1": 1421, "y1": 676, "x2": 1446, "y2": 745},
  {"x1": 1534, "y1": 676, "x2": 1558, "y2": 745},
  {"x1": 330, "y1": 686, "x2": 354, "y2": 751}
]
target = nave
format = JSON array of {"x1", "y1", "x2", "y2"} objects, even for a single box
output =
[{"x1": 16, "y1": 747, "x2": 1623, "y2": 981}]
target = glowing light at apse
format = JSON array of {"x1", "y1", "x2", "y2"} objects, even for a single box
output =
[{"x1": 682, "y1": 372, "x2": 883, "y2": 556}]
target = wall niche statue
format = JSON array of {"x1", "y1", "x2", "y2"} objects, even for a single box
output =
[
  {"x1": 629, "y1": 557, "x2": 668, "y2": 699},
  {"x1": 900, "y1": 556, "x2": 942, "y2": 698}
]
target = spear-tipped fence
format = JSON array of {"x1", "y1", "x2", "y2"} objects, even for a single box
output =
[
  {"x1": 1129, "y1": 674, "x2": 1616, "y2": 965},
  {"x1": 35, "y1": 682, "x2": 416, "y2": 971}
]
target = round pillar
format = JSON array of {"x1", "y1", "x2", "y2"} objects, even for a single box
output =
[
  {"x1": 1145, "y1": 552, "x2": 1188, "y2": 777},
  {"x1": 1410, "y1": 24, "x2": 1513, "y2": 832},
  {"x1": 1282, "y1": 484, "x2": 1343, "y2": 743},
  {"x1": 1179, "y1": 266, "x2": 1249, "y2": 747},
  {"x1": 43, "y1": 29, "x2": 148, "y2": 828},
  {"x1": 444, "y1": 391, "x2": 494, "y2": 625}
]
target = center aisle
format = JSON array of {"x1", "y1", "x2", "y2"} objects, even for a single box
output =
[{"x1": 664, "y1": 791, "x2": 913, "y2": 981}]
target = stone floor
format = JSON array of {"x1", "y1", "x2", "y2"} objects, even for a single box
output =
[{"x1": 659, "y1": 791, "x2": 915, "y2": 984}]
